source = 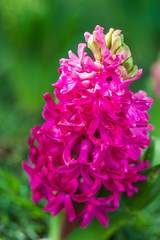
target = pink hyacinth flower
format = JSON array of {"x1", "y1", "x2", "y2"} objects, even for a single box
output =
[
  {"x1": 151, "y1": 57, "x2": 160, "y2": 97},
  {"x1": 23, "y1": 25, "x2": 153, "y2": 228}
]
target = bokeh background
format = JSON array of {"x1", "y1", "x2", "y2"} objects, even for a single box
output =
[{"x1": 0, "y1": 0, "x2": 160, "y2": 239}]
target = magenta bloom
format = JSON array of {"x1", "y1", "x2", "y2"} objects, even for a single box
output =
[
  {"x1": 23, "y1": 26, "x2": 153, "y2": 228},
  {"x1": 151, "y1": 57, "x2": 160, "y2": 97}
]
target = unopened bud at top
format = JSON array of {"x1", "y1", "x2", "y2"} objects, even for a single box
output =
[
  {"x1": 87, "y1": 35, "x2": 102, "y2": 61},
  {"x1": 85, "y1": 26, "x2": 140, "y2": 80}
]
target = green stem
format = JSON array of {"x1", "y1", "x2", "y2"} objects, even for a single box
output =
[{"x1": 49, "y1": 213, "x2": 61, "y2": 240}]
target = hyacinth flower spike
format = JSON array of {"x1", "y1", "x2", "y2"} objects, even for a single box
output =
[{"x1": 23, "y1": 25, "x2": 153, "y2": 229}]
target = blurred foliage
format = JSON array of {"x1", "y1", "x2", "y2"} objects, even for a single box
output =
[
  {"x1": 0, "y1": 0, "x2": 160, "y2": 239},
  {"x1": 0, "y1": 168, "x2": 49, "y2": 240}
]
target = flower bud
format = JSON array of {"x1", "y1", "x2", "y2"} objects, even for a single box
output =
[
  {"x1": 110, "y1": 30, "x2": 124, "y2": 53},
  {"x1": 119, "y1": 65, "x2": 128, "y2": 79},
  {"x1": 87, "y1": 35, "x2": 102, "y2": 61},
  {"x1": 116, "y1": 43, "x2": 131, "y2": 62},
  {"x1": 104, "y1": 28, "x2": 139, "y2": 80},
  {"x1": 105, "y1": 28, "x2": 114, "y2": 49},
  {"x1": 105, "y1": 29, "x2": 124, "y2": 54},
  {"x1": 127, "y1": 65, "x2": 138, "y2": 78},
  {"x1": 122, "y1": 57, "x2": 133, "y2": 71}
]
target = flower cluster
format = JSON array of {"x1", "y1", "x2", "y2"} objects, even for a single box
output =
[{"x1": 23, "y1": 26, "x2": 153, "y2": 228}]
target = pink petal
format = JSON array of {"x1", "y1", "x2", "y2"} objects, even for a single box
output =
[
  {"x1": 64, "y1": 195, "x2": 76, "y2": 222},
  {"x1": 95, "y1": 209, "x2": 109, "y2": 227}
]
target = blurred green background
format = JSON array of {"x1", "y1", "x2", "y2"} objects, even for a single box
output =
[{"x1": 0, "y1": 0, "x2": 160, "y2": 239}]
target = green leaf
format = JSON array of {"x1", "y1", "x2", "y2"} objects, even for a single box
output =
[
  {"x1": 0, "y1": 168, "x2": 21, "y2": 193},
  {"x1": 153, "y1": 137, "x2": 160, "y2": 166},
  {"x1": 141, "y1": 137, "x2": 160, "y2": 167}
]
